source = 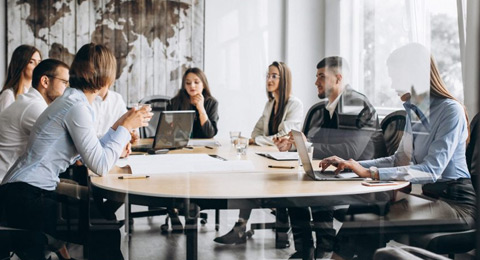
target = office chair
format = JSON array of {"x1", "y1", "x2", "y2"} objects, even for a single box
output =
[
  {"x1": 380, "y1": 110, "x2": 407, "y2": 156},
  {"x1": 408, "y1": 113, "x2": 479, "y2": 259},
  {"x1": 137, "y1": 95, "x2": 170, "y2": 138}
]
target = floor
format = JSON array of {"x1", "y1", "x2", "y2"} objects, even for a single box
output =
[{"x1": 12, "y1": 205, "x2": 477, "y2": 260}]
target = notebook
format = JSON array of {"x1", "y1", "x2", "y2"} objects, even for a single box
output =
[
  {"x1": 256, "y1": 152, "x2": 298, "y2": 161},
  {"x1": 132, "y1": 110, "x2": 195, "y2": 153},
  {"x1": 291, "y1": 130, "x2": 365, "y2": 181}
]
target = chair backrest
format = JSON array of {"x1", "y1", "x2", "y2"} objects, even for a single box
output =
[
  {"x1": 380, "y1": 110, "x2": 407, "y2": 156},
  {"x1": 466, "y1": 113, "x2": 479, "y2": 191},
  {"x1": 138, "y1": 95, "x2": 171, "y2": 138},
  {"x1": 302, "y1": 101, "x2": 327, "y2": 137}
]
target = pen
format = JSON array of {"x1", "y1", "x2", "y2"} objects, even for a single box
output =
[
  {"x1": 205, "y1": 146, "x2": 214, "y2": 149},
  {"x1": 118, "y1": 175, "x2": 150, "y2": 179},
  {"x1": 268, "y1": 165, "x2": 295, "y2": 169},
  {"x1": 184, "y1": 146, "x2": 194, "y2": 150}
]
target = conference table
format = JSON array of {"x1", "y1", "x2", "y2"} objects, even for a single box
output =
[{"x1": 90, "y1": 139, "x2": 409, "y2": 260}]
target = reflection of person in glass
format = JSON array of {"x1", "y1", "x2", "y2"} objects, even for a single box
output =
[
  {"x1": 320, "y1": 43, "x2": 475, "y2": 259},
  {"x1": 168, "y1": 68, "x2": 219, "y2": 138}
]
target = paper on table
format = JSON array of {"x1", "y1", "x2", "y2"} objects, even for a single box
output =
[
  {"x1": 256, "y1": 152, "x2": 298, "y2": 161},
  {"x1": 116, "y1": 154, "x2": 255, "y2": 175},
  {"x1": 187, "y1": 139, "x2": 221, "y2": 147}
]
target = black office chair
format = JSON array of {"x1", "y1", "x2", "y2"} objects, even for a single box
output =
[
  {"x1": 408, "y1": 113, "x2": 479, "y2": 259},
  {"x1": 137, "y1": 95, "x2": 170, "y2": 138},
  {"x1": 380, "y1": 110, "x2": 407, "y2": 156}
]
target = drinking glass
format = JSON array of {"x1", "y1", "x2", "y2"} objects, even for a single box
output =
[
  {"x1": 235, "y1": 137, "x2": 249, "y2": 155},
  {"x1": 230, "y1": 131, "x2": 241, "y2": 145}
]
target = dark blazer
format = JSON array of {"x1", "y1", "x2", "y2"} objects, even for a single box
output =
[
  {"x1": 303, "y1": 87, "x2": 380, "y2": 160},
  {"x1": 168, "y1": 96, "x2": 219, "y2": 138}
]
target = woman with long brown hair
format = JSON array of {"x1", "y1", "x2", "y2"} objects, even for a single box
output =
[
  {"x1": 214, "y1": 61, "x2": 303, "y2": 245},
  {"x1": 250, "y1": 61, "x2": 303, "y2": 145},
  {"x1": 168, "y1": 67, "x2": 219, "y2": 138},
  {"x1": 0, "y1": 45, "x2": 42, "y2": 112}
]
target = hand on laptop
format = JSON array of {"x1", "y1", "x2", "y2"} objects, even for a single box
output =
[{"x1": 319, "y1": 156, "x2": 369, "y2": 177}]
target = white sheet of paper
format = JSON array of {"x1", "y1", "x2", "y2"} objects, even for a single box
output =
[
  {"x1": 256, "y1": 152, "x2": 298, "y2": 161},
  {"x1": 116, "y1": 154, "x2": 255, "y2": 175},
  {"x1": 187, "y1": 139, "x2": 221, "y2": 147}
]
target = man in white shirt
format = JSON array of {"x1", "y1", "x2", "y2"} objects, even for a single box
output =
[
  {"x1": 92, "y1": 89, "x2": 127, "y2": 137},
  {"x1": 0, "y1": 59, "x2": 69, "y2": 180}
]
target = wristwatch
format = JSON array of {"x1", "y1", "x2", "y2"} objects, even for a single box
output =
[{"x1": 369, "y1": 166, "x2": 379, "y2": 180}]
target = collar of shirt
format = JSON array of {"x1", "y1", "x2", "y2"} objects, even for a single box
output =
[{"x1": 325, "y1": 90, "x2": 344, "y2": 118}]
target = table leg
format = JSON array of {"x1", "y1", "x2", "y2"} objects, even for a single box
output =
[{"x1": 185, "y1": 200, "x2": 199, "y2": 260}]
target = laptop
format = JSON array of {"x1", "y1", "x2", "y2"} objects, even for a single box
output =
[
  {"x1": 132, "y1": 110, "x2": 195, "y2": 153},
  {"x1": 291, "y1": 130, "x2": 365, "y2": 181}
]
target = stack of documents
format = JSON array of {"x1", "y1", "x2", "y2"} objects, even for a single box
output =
[
  {"x1": 187, "y1": 139, "x2": 221, "y2": 147},
  {"x1": 116, "y1": 154, "x2": 255, "y2": 175},
  {"x1": 256, "y1": 152, "x2": 298, "y2": 161}
]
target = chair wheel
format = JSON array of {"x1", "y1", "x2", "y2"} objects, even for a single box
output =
[
  {"x1": 245, "y1": 230, "x2": 254, "y2": 238},
  {"x1": 200, "y1": 219, "x2": 207, "y2": 225},
  {"x1": 160, "y1": 223, "x2": 169, "y2": 233}
]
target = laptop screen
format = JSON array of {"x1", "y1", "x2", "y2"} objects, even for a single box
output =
[
  {"x1": 291, "y1": 130, "x2": 316, "y2": 179},
  {"x1": 152, "y1": 110, "x2": 195, "y2": 150}
]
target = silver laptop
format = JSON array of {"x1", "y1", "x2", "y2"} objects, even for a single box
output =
[
  {"x1": 132, "y1": 110, "x2": 195, "y2": 153},
  {"x1": 291, "y1": 130, "x2": 365, "y2": 181}
]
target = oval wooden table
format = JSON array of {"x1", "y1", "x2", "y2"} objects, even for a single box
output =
[{"x1": 91, "y1": 139, "x2": 409, "y2": 260}]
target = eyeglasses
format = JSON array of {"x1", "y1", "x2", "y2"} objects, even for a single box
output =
[
  {"x1": 46, "y1": 75, "x2": 69, "y2": 87},
  {"x1": 266, "y1": 74, "x2": 280, "y2": 80}
]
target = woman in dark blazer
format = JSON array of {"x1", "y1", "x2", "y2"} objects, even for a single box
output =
[{"x1": 168, "y1": 67, "x2": 219, "y2": 138}]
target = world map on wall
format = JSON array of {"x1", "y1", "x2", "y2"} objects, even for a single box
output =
[{"x1": 7, "y1": 0, "x2": 204, "y2": 102}]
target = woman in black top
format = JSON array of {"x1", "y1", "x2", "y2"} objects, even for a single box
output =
[
  {"x1": 165, "y1": 68, "x2": 219, "y2": 232},
  {"x1": 168, "y1": 67, "x2": 219, "y2": 138}
]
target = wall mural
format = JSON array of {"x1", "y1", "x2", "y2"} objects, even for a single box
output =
[{"x1": 7, "y1": 0, "x2": 205, "y2": 103}]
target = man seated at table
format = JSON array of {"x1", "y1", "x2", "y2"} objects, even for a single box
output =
[{"x1": 274, "y1": 56, "x2": 381, "y2": 259}]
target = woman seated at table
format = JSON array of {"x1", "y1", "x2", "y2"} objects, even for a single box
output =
[
  {"x1": 318, "y1": 43, "x2": 475, "y2": 259},
  {"x1": 214, "y1": 61, "x2": 303, "y2": 245},
  {"x1": 164, "y1": 67, "x2": 219, "y2": 232},
  {"x1": 0, "y1": 44, "x2": 42, "y2": 112},
  {"x1": 168, "y1": 67, "x2": 219, "y2": 138},
  {"x1": 0, "y1": 43, "x2": 152, "y2": 260}
]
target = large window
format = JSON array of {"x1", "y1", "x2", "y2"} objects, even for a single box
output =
[{"x1": 339, "y1": 0, "x2": 465, "y2": 114}]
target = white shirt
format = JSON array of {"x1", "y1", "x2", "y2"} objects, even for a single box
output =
[
  {"x1": 91, "y1": 90, "x2": 127, "y2": 137},
  {"x1": 2, "y1": 88, "x2": 131, "y2": 191},
  {"x1": 325, "y1": 90, "x2": 343, "y2": 118},
  {"x1": 0, "y1": 88, "x2": 47, "y2": 179},
  {"x1": 0, "y1": 88, "x2": 16, "y2": 113}
]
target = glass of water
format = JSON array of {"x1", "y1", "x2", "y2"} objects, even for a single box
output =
[
  {"x1": 230, "y1": 131, "x2": 241, "y2": 145},
  {"x1": 235, "y1": 137, "x2": 249, "y2": 155}
]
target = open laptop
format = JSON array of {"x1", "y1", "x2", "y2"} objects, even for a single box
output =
[
  {"x1": 132, "y1": 110, "x2": 195, "y2": 153},
  {"x1": 291, "y1": 130, "x2": 365, "y2": 181}
]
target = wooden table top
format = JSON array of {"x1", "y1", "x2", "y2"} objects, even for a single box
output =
[{"x1": 91, "y1": 138, "x2": 409, "y2": 199}]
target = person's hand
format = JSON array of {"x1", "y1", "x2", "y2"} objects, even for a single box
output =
[
  {"x1": 120, "y1": 143, "x2": 132, "y2": 158},
  {"x1": 130, "y1": 129, "x2": 139, "y2": 144},
  {"x1": 112, "y1": 106, "x2": 153, "y2": 132},
  {"x1": 319, "y1": 156, "x2": 370, "y2": 177},
  {"x1": 190, "y1": 93, "x2": 205, "y2": 111},
  {"x1": 274, "y1": 136, "x2": 293, "y2": 151}
]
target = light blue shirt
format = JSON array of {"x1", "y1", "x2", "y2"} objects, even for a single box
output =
[
  {"x1": 2, "y1": 88, "x2": 131, "y2": 191},
  {"x1": 360, "y1": 97, "x2": 470, "y2": 184}
]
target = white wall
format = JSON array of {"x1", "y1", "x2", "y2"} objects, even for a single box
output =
[
  {"x1": 205, "y1": 0, "x2": 286, "y2": 139},
  {"x1": 205, "y1": 0, "x2": 326, "y2": 139}
]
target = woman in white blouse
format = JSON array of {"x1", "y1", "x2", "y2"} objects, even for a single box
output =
[
  {"x1": 250, "y1": 61, "x2": 303, "y2": 146},
  {"x1": 214, "y1": 61, "x2": 303, "y2": 245},
  {"x1": 0, "y1": 45, "x2": 42, "y2": 112}
]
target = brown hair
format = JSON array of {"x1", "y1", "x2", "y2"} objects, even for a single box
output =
[
  {"x1": 267, "y1": 61, "x2": 292, "y2": 134},
  {"x1": 32, "y1": 59, "x2": 70, "y2": 90},
  {"x1": 69, "y1": 43, "x2": 116, "y2": 92},
  {"x1": 174, "y1": 67, "x2": 213, "y2": 110},
  {"x1": 1, "y1": 45, "x2": 41, "y2": 98}
]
